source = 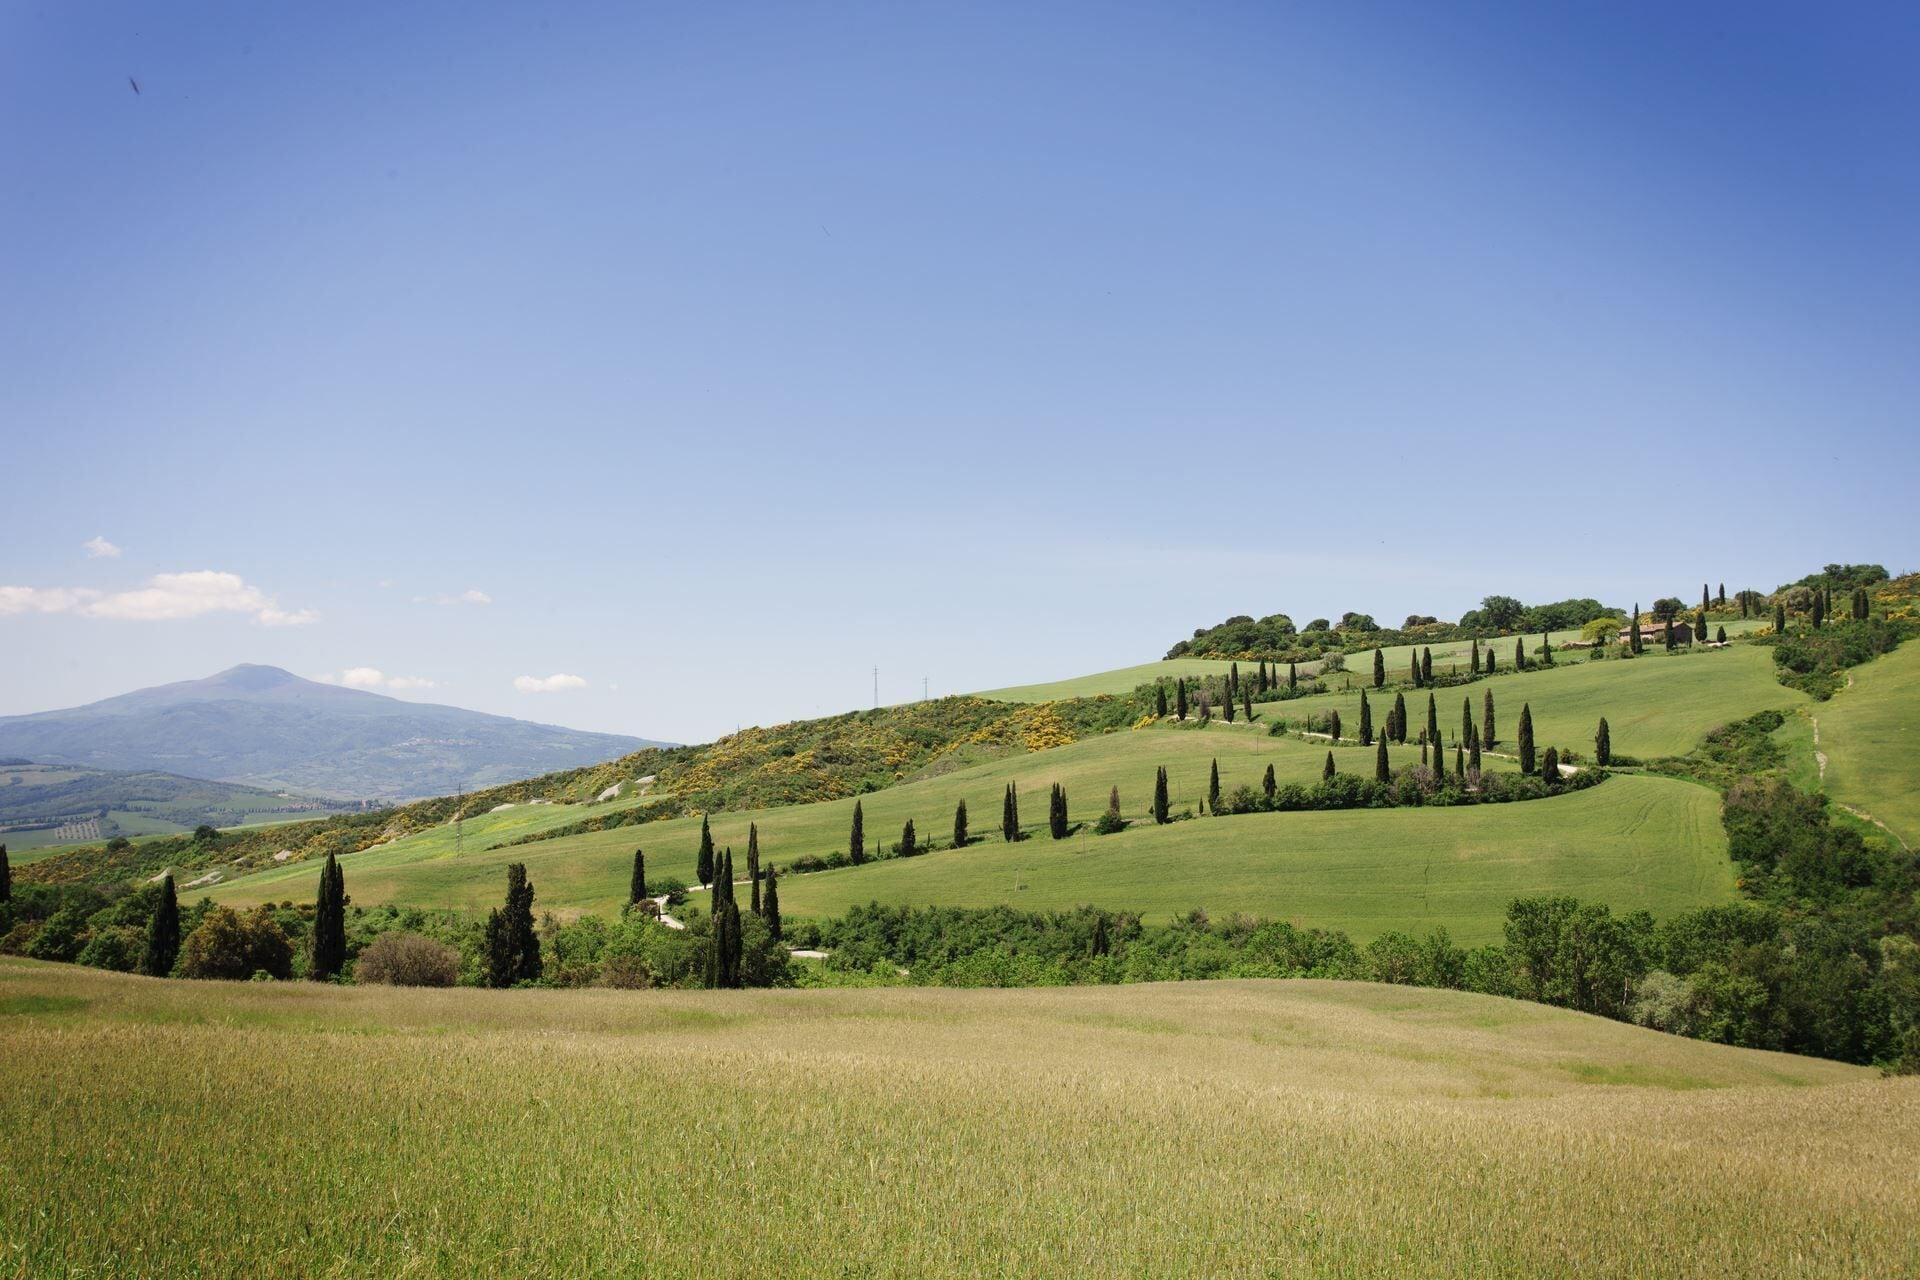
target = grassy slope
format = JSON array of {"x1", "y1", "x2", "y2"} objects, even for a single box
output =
[
  {"x1": 1259, "y1": 642, "x2": 1803, "y2": 760},
  {"x1": 976, "y1": 657, "x2": 1244, "y2": 702},
  {"x1": 1810, "y1": 639, "x2": 1920, "y2": 846},
  {"x1": 773, "y1": 775, "x2": 1729, "y2": 944},
  {"x1": 4, "y1": 960, "x2": 1911, "y2": 1279}
]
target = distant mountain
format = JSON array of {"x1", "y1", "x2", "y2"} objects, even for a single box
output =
[
  {"x1": 0, "y1": 665, "x2": 663, "y2": 802},
  {"x1": 0, "y1": 760, "x2": 355, "y2": 851}
]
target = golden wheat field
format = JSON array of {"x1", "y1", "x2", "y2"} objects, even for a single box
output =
[{"x1": 2, "y1": 959, "x2": 1915, "y2": 1279}]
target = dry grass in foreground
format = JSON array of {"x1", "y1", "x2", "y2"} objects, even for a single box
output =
[{"x1": 1, "y1": 958, "x2": 1915, "y2": 1278}]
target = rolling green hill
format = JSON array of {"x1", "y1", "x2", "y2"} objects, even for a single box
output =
[
  {"x1": 4, "y1": 960, "x2": 1908, "y2": 1279},
  {"x1": 1808, "y1": 637, "x2": 1920, "y2": 847},
  {"x1": 0, "y1": 761, "x2": 350, "y2": 851}
]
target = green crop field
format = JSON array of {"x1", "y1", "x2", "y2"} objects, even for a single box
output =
[
  {"x1": 1810, "y1": 639, "x2": 1920, "y2": 847},
  {"x1": 3, "y1": 959, "x2": 1912, "y2": 1279},
  {"x1": 1259, "y1": 641, "x2": 1802, "y2": 761}
]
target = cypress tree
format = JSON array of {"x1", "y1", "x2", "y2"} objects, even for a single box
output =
[
  {"x1": 504, "y1": 862, "x2": 541, "y2": 984},
  {"x1": 1540, "y1": 630, "x2": 1552, "y2": 665},
  {"x1": 1208, "y1": 758, "x2": 1221, "y2": 811},
  {"x1": 1410, "y1": 651, "x2": 1421, "y2": 687},
  {"x1": 1484, "y1": 645, "x2": 1495, "y2": 673},
  {"x1": 1812, "y1": 592, "x2": 1825, "y2": 629},
  {"x1": 748, "y1": 824, "x2": 761, "y2": 914},
  {"x1": 1775, "y1": 601, "x2": 1786, "y2": 634},
  {"x1": 1630, "y1": 603, "x2": 1643, "y2": 654},
  {"x1": 1425, "y1": 693, "x2": 1438, "y2": 745},
  {"x1": 1694, "y1": 608, "x2": 1706, "y2": 644},
  {"x1": 1229, "y1": 662, "x2": 1240, "y2": 701},
  {"x1": 1156, "y1": 683, "x2": 1168, "y2": 718},
  {"x1": 1433, "y1": 731, "x2": 1445, "y2": 780},
  {"x1": 1702, "y1": 584, "x2": 1710, "y2": 613},
  {"x1": 1595, "y1": 717, "x2": 1611, "y2": 766},
  {"x1": 1372, "y1": 647, "x2": 1385, "y2": 688},
  {"x1": 1482, "y1": 689, "x2": 1496, "y2": 748},
  {"x1": 0, "y1": 843, "x2": 8, "y2": 904},
  {"x1": 1517, "y1": 704, "x2": 1535, "y2": 774},
  {"x1": 1542, "y1": 746, "x2": 1560, "y2": 782},
  {"x1": 1471, "y1": 637, "x2": 1481, "y2": 674},
  {"x1": 696, "y1": 815, "x2": 715, "y2": 886},
  {"x1": 1223, "y1": 683, "x2": 1236, "y2": 722},
  {"x1": 1461, "y1": 697, "x2": 1473, "y2": 748},
  {"x1": 1004, "y1": 782, "x2": 1020, "y2": 841},
  {"x1": 1359, "y1": 690, "x2": 1373, "y2": 745},
  {"x1": 1176, "y1": 678, "x2": 1189, "y2": 720},
  {"x1": 1663, "y1": 617, "x2": 1675, "y2": 650},
  {"x1": 708, "y1": 850, "x2": 742, "y2": 988},
  {"x1": 1242, "y1": 685, "x2": 1254, "y2": 723},
  {"x1": 1421, "y1": 647, "x2": 1433, "y2": 683},
  {"x1": 310, "y1": 852, "x2": 347, "y2": 981},
  {"x1": 629, "y1": 848, "x2": 648, "y2": 906},
  {"x1": 1469, "y1": 732, "x2": 1481, "y2": 774},
  {"x1": 1323, "y1": 751, "x2": 1336, "y2": 780},
  {"x1": 1049, "y1": 784, "x2": 1069, "y2": 839},
  {"x1": 1375, "y1": 736, "x2": 1390, "y2": 782},
  {"x1": 762, "y1": 867, "x2": 782, "y2": 940},
  {"x1": 140, "y1": 873, "x2": 180, "y2": 978},
  {"x1": 1153, "y1": 766, "x2": 1170, "y2": 824},
  {"x1": 1420, "y1": 738, "x2": 1428, "y2": 766},
  {"x1": 1392, "y1": 692, "x2": 1408, "y2": 743},
  {"x1": 1455, "y1": 741, "x2": 1465, "y2": 776},
  {"x1": 900, "y1": 819, "x2": 918, "y2": 856},
  {"x1": 953, "y1": 798, "x2": 969, "y2": 848},
  {"x1": 1288, "y1": 662, "x2": 1297, "y2": 691},
  {"x1": 1716, "y1": 625, "x2": 1726, "y2": 644},
  {"x1": 849, "y1": 801, "x2": 866, "y2": 865},
  {"x1": 484, "y1": 909, "x2": 512, "y2": 988},
  {"x1": 1329, "y1": 709, "x2": 1342, "y2": 743},
  {"x1": 1514, "y1": 636, "x2": 1526, "y2": 670},
  {"x1": 1263, "y1": 762, "x2": 1276, "y2": 801}
]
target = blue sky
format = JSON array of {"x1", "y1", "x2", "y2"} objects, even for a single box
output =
[{"x1": 3, "y1": 1, "x2": 1916, "y2": 743}]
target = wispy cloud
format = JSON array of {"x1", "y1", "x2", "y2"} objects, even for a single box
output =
[
  {"x1": 514, "y1": 673, "x2": 586, "y2": 694},
  {"x1": 414, "y1": 588, "x2": 492, "y2": 606},
  {"x1": 332, "y1": 667, "x2": 436, "y2": 691},
  {"x1": 0, "y1": 570, "x2": 316, "y2": 626},
  {"x1": 82, "y1": 535, "x2": 122, "y2": 559}
]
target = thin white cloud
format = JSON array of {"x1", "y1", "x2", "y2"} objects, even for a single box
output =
[
  {"x1": 82, "y1": 536, "x2": 122, "y2": 559},
  {"x1": 0, "y1": 570, "x2": 316, "y2": 627},
  {"x1": 328, "y1": 667, "x2": 437, "y2": 691},
  {"x1": 514, "y1": 673, "x2": 587, "y2": 694},
  {"x1": 413, "y1": 588, "x2": 493, "y2": 606}
]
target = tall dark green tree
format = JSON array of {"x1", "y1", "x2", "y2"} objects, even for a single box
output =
[
  {"x1": 1432, "y1": 731, "x2": 1445, "y2": 779},
  {"x1": 1594, "y1": 717, "x2": 1611, "y2": 766},
  {"x1": 1470, "y1": 637, "x2": 1481, "y2": 673},
  {"x1": 849, "y1": 800, "x2": 866, "y2": 865},
  {"x1": 1630, "y1": 602, "x2": 1643, "y2": 653},
  {"x1": 1288, "y1": 662, "x2": 1297, "y2": 691},
  {"x1": 1694, "y1": 607, "x2": 1706, "y2": 644},
  {"x1": 309, "y1": 852, "x2": 347, "y2": 981},
  {"x1": 1663, "y1": 617, "x2": 1675, "y2": 650},
  {"x1": 1153, "y1": 767, "x2": 1170, "y2": 824},
  {"x1": 1517, "y1": 704, "x2": 1536, "y2": 775},
  {"x1": 1242, "y1": 685, "x2": 1254, "y2": 723},
  {"x1": 1425, "y1": 693, "x2": 1438, "y2": 745},
  {"x1": 1323, "y1": 751, "x2": 1336, "y2": 780},
  {"x1": 1223, "y1": 683, "x2": 1236, "y2": 722},
  {"x1": 1176, "y1": 678, "x2": 1189, "y2": 720},
  {"x1": 900, "y1": 819, "x2": 919, "y2": 855},
  {"x1": 483, "y1": 909, "x2": 511, "y2": 988},
  {"x1": 1358, "y1": 690, "x2": 1373, "y2": 745},
  {"x1": 1461, "y1": 697, "x2": 1473, "y2": 748},
  {"x1": 140, "y1": 873, "x2": 180, "y2": 978},
  {"x1": 1208, "y1": 758, "x2": 1221, "y2": 812},
  {"x1": 1514, "y1": 636, "x2": 1526, "y2": 669},
  {"x1": 953, "y1": 798, "x2": 969, "y2": 848},
  {"x1": 1702, "y1": 583, "x2": 1710, "y2": 613},
  {"x1": 1421, "y1": 647, "x2": 1433, "y2": 683},
  {"x1": 1775, "y1": 601, "x2": 1787, "y2": 634},
  {"x1": 0, "y1": 843, "x2": 10, "y2": 904},
  {"x1": 629, "y1": 848, "x2": 648, "y2": 906},
  {"x1": 1229, "y1": 662, "x2": 1240, "y2": 702},
  {"x1": 1455, "y1": 741, "x2": 1465, "y2": 777},
  {"x1": 1409, "y1": 651, "x2": 1421, "y2": 687},
  {"x1": 1482, "y1": 689, "x2": 1497, "y2": 748},
  {"x1": 762, "y1": 867, "x2": 782, "y2": 939},
  {"x1": 1328, "y1": 709, "x2": 1342, "y2": 743},
  {"x1": 1392, "y1": 692, "x2": 1408, "y2": 743},
  {"x1": 1049, "y1": 784, "x2": 1069, "y2": 839},
  {"x1": 748, "y1": 824, "x2": 761, "y2": 913},
  {"x1": 1468, "y1": 732, "x2": 1481, "y2": 774},
  {"x1": 1003, "y1": 783, "x2": 1020, "y2": 841},
  {"x1": 1812, "y1": 591, "x2": 1826, "y2": 629},
  {"x1": 1156, "y1": 683, "x2": 1168, "y2": 718},
  {"x1": 503, "y1": 862, "x2": 541, "y2": 985},
  {"x1": 1540, "y1": 630, "x2": 1552, "y2": 665},
  {"x1": 1372, "y1": 647, "x2": 1385, "y2": 688},
  {"x1": 1263, "y1": 762, "x2": 1277, "y2": 801},
  {"x1": 696, "y1": 815, "x2": 715, "y2": 886},
  {"x1": 1541, "y1": 746, "x2": 1560, "y2": 782},
  {"x1": 706, "y1": 850, "x2": 742, "y2": 989},
  {"x1": 1375, "y1": 736, "x2": 1390, "y2": 782}
]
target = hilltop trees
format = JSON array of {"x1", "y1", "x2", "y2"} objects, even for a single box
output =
[
  {"x1": 484, "y1": 863, "x2": 542, "y2": 988},
  {"x1": 849, "y1": 801, "x2": 866, "y2": 865},
  {"x1": 1480, "y1": 595, "x2": 1524, "y2": 631},
  {"x1": 1372, "y1": 647, "x2": 1385, "y2": 688},
  {"x1": 309, "y1": 852, "x2": 347, "y2": 981},
  {"x1": 696, "y1": 815, "x2": 716, "y2": 886},
  {"x1": 1518, "y1": 704, "x2": 1536, "y2": 775},
  {"x1": 1595, "y1": 717, "x2": 1611, "y2": 766},
  {"x1": 140, "y1": 874, "x2": 180, "y2": 978},
  {"x1": 1003, "y1": 783, "x2": 1020, "y2": 842},
  {"x1": 1652, "y1": 597, "x2": 1683, "y2": 623},
  {"x1": 953, "y1": 799, "x2": 969, "y2": 848},
  {"x1": 628, "y1": 848, "x2": 648, "y2": 906},
  {"x1": 1048, "y1": 784, "x2": 1069, "y2": 839}
]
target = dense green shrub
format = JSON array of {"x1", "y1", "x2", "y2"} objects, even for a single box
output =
[{"x1": 354, "y1": 932, "x2": 461, "y2": 986}]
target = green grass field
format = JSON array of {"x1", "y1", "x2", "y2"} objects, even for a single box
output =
[
  {"x1": 1260, "y1": 641, "x2": 1802, "y2": 761},
  {"x1": 1809, "y1": 639, "x2": 1920, "y2": 847},
  {"x1": 976, "y1": 657, "x2": 1246, "y2": 702},
  {"x1": 3, "y1": 959, "x2": 1912, "y2": 1279}
]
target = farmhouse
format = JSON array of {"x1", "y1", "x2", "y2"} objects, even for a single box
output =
[{"x1": 1619, "y1": 622, "x2": 1692, "y2": 645}]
